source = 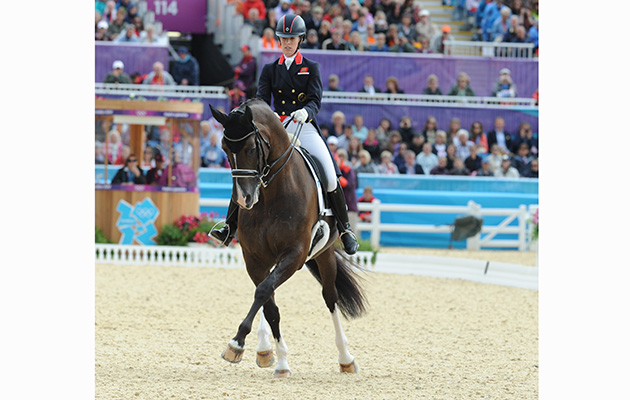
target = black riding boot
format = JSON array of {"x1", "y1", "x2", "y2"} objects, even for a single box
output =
[
  {"x1": 328, "y1": 183, "x2": 359, "y2": 255},
  {"x1": 210, "y1": 200, "x2": 239, "y2": 246}
]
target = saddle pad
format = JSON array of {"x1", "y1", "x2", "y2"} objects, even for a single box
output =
[{"x1": 295, "y1": 147, "x2": 332, "y2": 217}]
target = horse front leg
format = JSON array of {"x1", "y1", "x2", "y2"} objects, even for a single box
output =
[
  {"x1": 261, "y1": 296, "x2": 292, "y2": 378},
  {"x1": 255, "y1": 307, "x2": 274, "y2": 368}
]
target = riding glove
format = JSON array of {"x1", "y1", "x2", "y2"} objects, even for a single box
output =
[{"x1": 291, "y1": 109, "x2": 308, "y2": 124}]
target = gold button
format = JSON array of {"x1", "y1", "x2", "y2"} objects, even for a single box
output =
[
  {"x1": 278, "y1": 90, "x2": 282, "y2": 93},
  {"x1": 282, "y1": 100, "x2": 285, "y2": 104},
  {"x1": 292, "y1": 89, "x2": 295, "y2": 93},
  {"x1": 282, "y1": 111, "x2": 285, "y2": 115},
  {"x1": 292, "y1": 101, "x2": 296, "y2": 104}
]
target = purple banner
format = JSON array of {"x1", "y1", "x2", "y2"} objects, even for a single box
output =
[
  {"x1": 261, "y1": 50, "x2": 539, "y2": 99},
  {"x1": 145, "y1": 0, "x2": 207, "y2": 34},
  {"x1": 95, "y1": 183, "x2": 199, "y2": 193},
  {"x1": 95, "y1": 42, "x2": 169, "y2": 83}
]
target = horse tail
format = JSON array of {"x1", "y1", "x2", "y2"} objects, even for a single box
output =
[{"x1": 305, "y1": 248, "x2": 368, "y2": 319}]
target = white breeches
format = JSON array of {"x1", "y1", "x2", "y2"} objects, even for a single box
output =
[{"x1": 285, "y1": 120, "x2": 338, "y2": 192}]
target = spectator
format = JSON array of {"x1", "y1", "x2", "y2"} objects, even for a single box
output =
[
  {"x1": 341, "y1": 19, "x2": 353, "y2": 42},
  {"x1": 142, "y1": 146, "x2": 156, "y2": 168},
  {"x1": 430, "y1": 156, "x2": 450, "y2": 175},
  {"x1": 447, "y1": 117, "x2": 462, "y2": 144},
  {"x1": 300, "y1": 0, "x2": 313, "y2": 20},
  {"x1": 423, "y1": 74, "x2": 443, "y2": 95},
  {"x1": 242, "y1": 0, "x2": 266, "y2": 20},
  {"x1": 111, "y1": 154, "x2": 146, "y2": 184},
  {"x1": 385, "y1": 77, "x2": 405, "y2": 95},
  {"x1": 139, "y1": 24, "x2": 161, "y2": 44},
  {"x1": 132, "y1": 16, "x2": 144, "y2": 36},
  {"x1": 323, "y1": 29, "x2": 348, "y2": 50},
  {"x1": 358, "y1": 185, "x2": 377, "y2": 223},
  {"x1": 106, "y1": 129, "x2": 124, "y2": 165},
  {"x1": 416, "y1": 142, "x2": 439, "y2": 175},
  {"x1": 416, "y1": 9, "x2": 438, "y2": 43},
  {"x1": 100, "y1": 0, "x2": 116, "y2": 24},
  {"x1": 488, "y1": 6, "x2": 511, "y2": 42},
  {"x1": 302, "y1": 29, "x2": 321, "y2": 49},
  {"x1": 351, "y1": 114, "x2": 369, "y2": 141},
  {"x1": 327, "y1": 135, "x2": 339, "y2": 154},
  {"x1": 378, "y1": 150, "x2": 400, "y2": 174},
  {"x1": 431, "y1": 24, "x2": 452, "y2": 54},
  {"x1": 124, "y1": 2, "x2": 140, "y2": 25},
  {"x1": 392, "y1": 141, "x2": 409, "y2": 170},
  {"x1": 318, "y1": 20, "x2": 332, "y2": 45},
  {"x1": 336, "y1": 148, "x2": 360, "y2": 234},
  {"x1": 146, "y1": 153, "x2": 165, "y2": 185},
  {"x1": 448, "y1": 72, "x2": 475, "y2": 96},
  {"x1": 369, "y1": 33, "x2": 389, "y2": 52},
  {"x1": 511, "y1": 142, "x2": 533, "y2": 176},
  {"x1": 475, "y1": 157, "x2": 494, "y2": 177},
  {"x1": 275, "y1": 0, "x2": 293, "y2": 20},
  {"x1": 487, "y1": 143, "x2": 502, "y2": 172},
  {"x1": 347, "y1": 31, "x2": 365, "y2": 51},
  {"x1": 358, "y1": 75, "x2": 381, "y2": 94},
  {"x1": 114, "y1": 25, "x2": 139, "y2": 43},
  {"x1": 364, "y1": 23, "x2": 377, "y2": 47},
  {"x1": 107, "y1": 7, "x2": 129, "y2": 40},
  {"x1": 362, "y1": 129, "x2": 381, "y2": 163},
  {"x1": 337, "y1": 125, "x2": 354, "y2": 151},
  {"x1": 352, "y1": 10, "x2": 370, "y2": 39},
  {"x1": 385, "y1": 24, "x2": 399, "y2": 47},
  {"x1": 104, "y1": 60, "x2": 132, "y2": 84},
  {"x1": 398, "y1": 150, "x2": 424, "y2": 175},
  {"x1": 398, "y1": 115, "x2": 416, "y2": 146},
  {"x1": 171, "y1": 47, "x2": 200, "y2": 86},
  {"x1": 506, "y1": 25, "x2": 531, "y2": 57},
  {"x1": 306, "y1": 6, "x2": 325, "y2": 32},
  {"x1": 245, "y1": 7, "x2": 265, "y2": 37},
  {"x1": 330, "y1": 111, "x2": 346, "y2": 137},
  {"x1": 201, "y1": 132, "x2": 228, "y2": 168},
  {"x1": 228, "y1": 80, "x2": 247, "y2": 111},
  {"x1": 260, "y1": 27, "x2": 280, "y2": 49},
  {"x1": 142, "y1": 61, "x2": 176, "y2": 85},
  {"x1": 347, "y1": 136, "x2": 363, "y2": 167},
  {"x1": 465, "y1": 145, "x2": 483, "y2": 173},
  {"x1": 408, "y1": 133, "x2": 426, "y2": 156},
  {"x1": 423, "y1": 116, "x2": 439, "y2": 145},
  {"x1": 449, "y1": 157, "x2": 470, "y2": 176},
  {"x1": 480, "y1": 0, "x2": 506, "y2": 42},
  {"x1": 487, "y1": 116, "x2": 512, "y2": 154},
  {"x1": 356, "y1": 149, "x2": 380, "y2": 174},
  {"x1": 491, "y1": 68, "x2": 517, "y2": 98},
  {"x1": 494, "y1": 154, "x2": 520, "y2": 178},
  {"x1": 373, "y1": 10, "x2": 390, "y2": 35},
  {"x1": 264, "y1": 7, "x2": 279, "y2": 32},
  {"x1": 469, "y1": 121, "x2": 489, "y2": 153},
  {"x1": 95, "y1": 20, "x2": 111, "y2": 41},
  {"x1": 454, "y1": 129, "x2": 475, "y2": 160},
  {"x1": 522, "y1": 158, "x2": 538, "y2": 178},
  {"x1": 327, "y1": 74, "x2": 343, "y2": 91},
  {"x1": 374, "y1": 117, "x2": 392, "y2": 147},
  {"x1": 501, "y1": 14, "x2": 520, "y2": 43},
  {"x1": 512, "y1": 121, "x2": 538, "y2": 156},
  {"x1": 445, "y1": 143, "x2": 457, "y2": 169},
  {"x1": 432, "y1": 130, "x2": 448, "y2": 158},
  {"x1": 95, "y1": 141, "x2": 105, "y2": 164},
  {"x1": 158, "y1": 151, "x2": 197, "y2": 187},
  {"x1": 234, "y1": 45, "x2": 257, "y2": 98},
  {"x1": 417, "y1": 36, "x2": 433, "y2": 53},
  {"x1": 398, "y1": 13, "x2": 417, "y2": 42}
]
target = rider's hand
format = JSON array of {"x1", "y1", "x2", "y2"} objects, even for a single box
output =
[{"x1": 290, "y1": 109, "x2": 308, "y2": 124}]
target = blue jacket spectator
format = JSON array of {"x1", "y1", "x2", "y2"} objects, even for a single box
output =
[{"x1": 171, "y1": 47, "x2": 200, "y2": 86}]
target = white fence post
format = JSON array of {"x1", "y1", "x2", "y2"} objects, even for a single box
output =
[
  {"x1": 466, "y1": 200, "x2": 482, "y2": 251},
  {"x1": 518, "y1": 204, "x2": 527, "y2": 251},
  {"x1": 370, "y1": 199, "x2": 381, "y2": 249}
]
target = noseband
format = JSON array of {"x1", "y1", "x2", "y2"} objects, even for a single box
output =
[{"x1": 224, "y1": 117, "x2": 302, "y2": 188}]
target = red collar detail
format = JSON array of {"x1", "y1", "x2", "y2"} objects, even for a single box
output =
[
  {"x1": 278, "y1": 54, "x2": 285, "y2": 65},
  {"x1": 278, "y1": 51, "x2": 303, "y2": 65}
]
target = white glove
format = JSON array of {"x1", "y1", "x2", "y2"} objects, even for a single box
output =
[{"x1": 291, "y1": 108, "x2": 308, "y2": 124}]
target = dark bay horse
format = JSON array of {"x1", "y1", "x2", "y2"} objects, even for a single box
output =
[{"x1": 209, "y1": 100, "x2": 368, "y2": 377}]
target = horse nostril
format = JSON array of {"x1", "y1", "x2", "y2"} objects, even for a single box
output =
[{"x1": 245, "y1": 194, "x2": 252, "y2": 204}]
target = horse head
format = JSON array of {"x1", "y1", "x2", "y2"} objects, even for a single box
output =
[{"x1": 210, "y1": 102, "x2": 271, "y2": 210}]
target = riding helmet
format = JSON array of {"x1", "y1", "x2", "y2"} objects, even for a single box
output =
[{"x1": 276, "y1": 14, "x2": 307, "y2": 39}]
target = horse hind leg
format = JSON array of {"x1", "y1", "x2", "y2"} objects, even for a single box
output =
[
  {"x1": 255, "y1": 308, "x2": 275, "y2": 368},
  {"x1": 262, "y1": 297, "x2": 292, "y2": 378}
]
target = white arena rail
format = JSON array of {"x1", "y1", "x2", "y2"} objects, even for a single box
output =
[
  {"x1": 95, "y1": 83, "x2": 228, "y2": 100},
  {"x1": 447, "y1": 40, "x2": 536, "y2": 58},
  {"x1": 199, "y1": 198, "x2": 539, "y2": 251}
]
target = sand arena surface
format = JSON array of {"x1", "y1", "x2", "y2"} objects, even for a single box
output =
[{"x1": 96, "y1": 250, "x2": 538, "y2": 400}]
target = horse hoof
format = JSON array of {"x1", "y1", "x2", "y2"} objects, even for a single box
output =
[
  {"x1": 221, "y1": 343, "x2": 244, "y2": 363},
  {"x1": 256, "y1": 350, "x2": 275, "y2": 368},
  {"x1": 340, "y1": 360, "x2": 358, "y2": 373},
  {"x1": 274, "y1": 369, "x2": 292, "y2": 378}
]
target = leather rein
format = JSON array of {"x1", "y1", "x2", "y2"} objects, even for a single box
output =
[{"x1": 223, "y1": 117, "x2": 303, "y2": 188}]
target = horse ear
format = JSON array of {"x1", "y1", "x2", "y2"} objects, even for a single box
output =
[
  {"x1": 243, "y1": 105, "x2": 253, "y2": 123},
  {"x1": 209, "y1": 104, "x2": 228, "y2": 126}
]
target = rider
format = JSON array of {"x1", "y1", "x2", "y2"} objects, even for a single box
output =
[{"x1": 210, "y1": 14, "x2": 359, "y2": 255}]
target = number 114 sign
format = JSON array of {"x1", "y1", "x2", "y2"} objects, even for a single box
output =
[{"x1": 147, "y1": 0, "x2": 207, "y2": 34}]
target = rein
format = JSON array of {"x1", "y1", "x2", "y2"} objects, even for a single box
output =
[{"x1": 225, "y1": 117, "x2": 303, "y2": 188}]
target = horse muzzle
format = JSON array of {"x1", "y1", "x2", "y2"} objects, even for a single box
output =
[{"x1": 235, "y1": 178, "x2": 260, "y2": 210}]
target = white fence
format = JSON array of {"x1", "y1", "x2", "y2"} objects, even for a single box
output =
[
  {"x1": 447, "y1": 40, "x2": 536, "y2": 58},
  {"x1": 199, "y1": 198, "x2": 539, "y2": 251}
]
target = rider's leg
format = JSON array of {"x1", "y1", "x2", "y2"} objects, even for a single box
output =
[
  {"x1": 286, "y1": 122, "x2": 358, "y2": 255},
  {"x1": 210, "y1": 199, "x2": 239, "y2": 246}
]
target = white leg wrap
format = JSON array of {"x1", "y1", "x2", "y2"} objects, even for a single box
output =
[
  {"x1": 332, "y1": 304, "x2": 354, "y2": 365},
  {"x1": 256, "y1": 309, "x2": 273, "y2": 352},
  {"x1": 275, "y1": 336, "x2": 291, "y2": 372}
]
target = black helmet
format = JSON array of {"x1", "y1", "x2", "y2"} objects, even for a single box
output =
[{"x1": 276, "y1": 14, "x2": 306, "y2": 38}]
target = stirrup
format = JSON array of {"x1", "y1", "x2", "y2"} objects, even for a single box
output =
[
  {"x1": 339, "y1": 230, "x2": 359, "y2": 255},
  {"x1": 210, "y1": 224, "x2": 234, "y2": 246}
]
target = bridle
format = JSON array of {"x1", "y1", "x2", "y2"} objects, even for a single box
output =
[{"x1": 223, "y1": 117, "x2": 303, "y2": 188}]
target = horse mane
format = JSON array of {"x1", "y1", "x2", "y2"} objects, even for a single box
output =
[{"x1": 223, "y1": 99, "x2": 288, "y2": 151}]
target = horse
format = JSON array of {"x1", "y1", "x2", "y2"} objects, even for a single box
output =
[{"x1": 209, "y1": 99, "x2": 368, "y2": 378}]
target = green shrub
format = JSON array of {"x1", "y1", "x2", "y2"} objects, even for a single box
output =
[
  {"x1": 95, "y1": 227, "x2": 112, "y2": 244},
  {"x1": 156, "y1": 224, "x2": 188, "y2": 246}
]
